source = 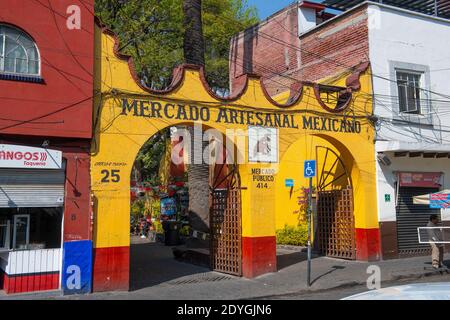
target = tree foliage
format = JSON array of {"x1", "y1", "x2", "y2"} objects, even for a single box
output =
[
  {"x1": 95, "y1": 0, "x2": 259, "y2": 186},
  {"x1": 134, "y1": 129, "x2": 169, "y2": 185},
  {"x1": 95, "y1": 0, "x2": 259, "y2": 92}
]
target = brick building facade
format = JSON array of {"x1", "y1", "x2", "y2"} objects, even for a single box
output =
[{"x1": 230, "y1": 1, "x2": 369, "y2": 97}]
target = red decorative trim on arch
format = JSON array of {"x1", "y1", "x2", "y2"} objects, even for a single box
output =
[
  {"x1": 95, "y1": 18, "x2": 370, "y2": 112},
  {"x1": 313, "y1": 84, "x2": 353, "y2": 114},
  {"x1": 312, "y1": 61, "x2": 371, "y2": 113},
  {"x1": 346, "y1": 61, "x2": 371, "y2": 91},
  {"x1": 95, "y1": 18, "x2": 306, "y2": 108}
]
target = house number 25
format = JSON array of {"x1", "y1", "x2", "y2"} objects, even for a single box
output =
[{"x1": 101, "y1": 169, "x2": 121, "y2": 183}]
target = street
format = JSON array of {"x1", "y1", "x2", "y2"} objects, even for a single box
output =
[
  {"x1": 1, "y1": 241, "x2": 449, "y2": 300},
  {"x1": 258, "y1": 274, "x2": 450, "y2": 300}
]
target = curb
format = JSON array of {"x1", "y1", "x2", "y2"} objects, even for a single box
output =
[
  {"x1": 276, "y1": 245, "x2": 307, "y2": 252},
  {"x1": 243, "y1": 270, "x2": 450, "y2": 300}
]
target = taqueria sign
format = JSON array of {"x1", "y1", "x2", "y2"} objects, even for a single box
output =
[{"x1": 0, "y1": 144, "x2": 62, "y2": 169}]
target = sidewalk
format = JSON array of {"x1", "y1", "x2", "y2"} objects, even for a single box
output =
[{"x1": 1, "y1": 244, "x2": 449, "y2": 300}]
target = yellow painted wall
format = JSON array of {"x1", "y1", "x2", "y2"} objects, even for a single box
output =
[
  {"x1": 273, "y1": 70, "x2": 378, "y2": 232},
  {"x1": 92, "y1": 25, "x2": 378, "y2": 251}
]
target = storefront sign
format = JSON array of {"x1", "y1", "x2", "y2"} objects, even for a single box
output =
[
  {"x1": 0, "y1": 144, "x2": 62, "y2": 169},
  {"x1": 398, "y1": 172, "x2": 442, "y2": 188},
  {"x1": 430, "y1": 193, "x2": 450, "y2": 209},
  {"x1": 248, "y1": 126, "x2": 278, "y2": 163}
]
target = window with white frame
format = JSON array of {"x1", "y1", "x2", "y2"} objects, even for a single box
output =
[
  {"x1": 0, "y1": 216, "x2": 10, "y2": 250},
  {"x1": 0, "y1": 24, "x2": 40, "y2": 76},
  {"x1": 0, "y1": 208, "x2": 62, "y2": 251},
  {"x1": 396, "y1": 71, "x2": 423, "y2": 114}
]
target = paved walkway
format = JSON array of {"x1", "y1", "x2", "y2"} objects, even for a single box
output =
[{"x1": 1, "y1": 241, "x2": 449, "y2": 300}]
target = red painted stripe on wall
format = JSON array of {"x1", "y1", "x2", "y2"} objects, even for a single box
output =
[
  {"x1": 93, "y1": 246, "x2": 129, "y2": 292},
  {"x1": 1, "y1": 271, "x2": 59, "y2": 294},
  {"x1": 242, "y1": 236, "x2": 277, "y2": 278},
  {"x1": 355, "y1": 228, "x2": 381, "y2": 261}
]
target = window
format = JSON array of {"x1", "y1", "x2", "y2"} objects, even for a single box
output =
[
  {"x1": 13, "y1": 214, "x2": 30, "y2": 249},
  {"x1": 0, "y1": 24, "x2": 40, "y2": 76},
  {"x1": 0, "y1": 208, "x2": 62, "y2": 251},
  {"x1": 0, "y1": 217, "x2": 10, "y2": 250},
  {"x1": 396, "y1": 71, "x2": 422, "y2": 114}
]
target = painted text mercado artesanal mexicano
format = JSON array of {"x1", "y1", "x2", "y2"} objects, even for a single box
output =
[{"x1": 121, "y1": 98, "x2": 362, "y2": 133}]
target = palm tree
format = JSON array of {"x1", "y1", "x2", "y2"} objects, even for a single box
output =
[{"x1": 183, "y1": 0, "x2": 210, "y2": 237}]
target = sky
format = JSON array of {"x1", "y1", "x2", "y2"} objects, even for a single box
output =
[{"x1": 247, "y1": 0, "x2": 326, "y2": 20}]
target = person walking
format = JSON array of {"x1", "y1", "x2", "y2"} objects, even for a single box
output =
[{"x1": 427, "y1": 214, "x2": 444, "y2": 269}]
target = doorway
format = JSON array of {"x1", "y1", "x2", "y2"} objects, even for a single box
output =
[
  {"x1": 129, "y1": 126, "x2": 242, "y2": 289},
  {"x1": 315, "y1": 146, "x2": 356, "y2": 260}
]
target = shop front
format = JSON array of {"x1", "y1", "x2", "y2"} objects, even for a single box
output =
[
  {"x1": 0, "y1": 140, "x2": 93, "y2": 295},
  {"x1": 377, "y1": 148, "x2": 450, "y2": 259},
  {"x1": 91, "y1": 22, "x2": 380, "y2": 293},
  {"x1": 0, "y1": 144, "x2": 64, "y2": 294}
]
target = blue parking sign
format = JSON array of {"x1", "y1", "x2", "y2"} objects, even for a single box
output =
[{"x1": 304, "y1": 160, "x2": 316, "y2": 178}]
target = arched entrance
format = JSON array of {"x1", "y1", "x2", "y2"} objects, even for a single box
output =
[
  {"x1": 315, "y1": 146, "x2": 355, "y2": 260},
  {"x1": 92, "y1": 24, "x2": 378, "y2": 293},
  {"x1": 128, "y1": 125, "x2": 243, "y2": 288}
]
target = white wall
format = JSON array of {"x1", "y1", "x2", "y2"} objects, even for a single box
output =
[
  {"x1": 368, "y1": 4, "x2": 450, "y2": 223},
  {"x1": 1, "y1": 249, "x2": 60, "y2": 275},
  {"x1": 298, "y1": 7, "x2": 317, "y2": 34},
  {"x1": 369, "y1": 4, "x2": 450, "y2": 145}
]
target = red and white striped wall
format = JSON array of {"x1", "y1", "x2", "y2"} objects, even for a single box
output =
[{"x1": 0, "y1": 249, "x2": 61, "y2": 294}]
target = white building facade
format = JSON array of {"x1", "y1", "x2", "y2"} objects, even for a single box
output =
[{"x1": 367, "y1": 2, "x2": 450, "y2": 258}]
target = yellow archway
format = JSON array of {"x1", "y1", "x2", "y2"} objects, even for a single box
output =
[{"x1": 91, "y1": 22, "x2": 379, "y2": 292}]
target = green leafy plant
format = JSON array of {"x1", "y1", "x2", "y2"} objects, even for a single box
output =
[
  {"x1": 276, "y1": 224, "x2": 308, "y2": 246},
  {"x1": 153, "y1": 220, "x2": 164, "y2": 234},
  {"x1": 179, "y1": 225, "x2": 191, "y2": 236},
  {"x1": 131, "y1": 200, "x2": 146, "y2": 220}
]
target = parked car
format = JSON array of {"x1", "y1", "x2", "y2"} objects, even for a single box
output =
[{"x1": 343, "y1": 283, "x2": 450, "y2": 300}]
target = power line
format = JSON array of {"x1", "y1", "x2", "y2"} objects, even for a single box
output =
[
  {"x1": 205, "y1": 4, "x2": 450, "y2": 102},
  {"x1": 44, "y1": 0, "x2": 450, "y2": 105},
  {"x1": 0, "y1": 95, "x2": 94, "y2": 132}
]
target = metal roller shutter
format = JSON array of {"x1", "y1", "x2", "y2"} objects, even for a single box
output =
[
  {"x1": 0, "y1": 168, "x2": 65, "y2": 208},
  {"x1": 396, "y1": 187, "x2": 440, "y2": 256}
]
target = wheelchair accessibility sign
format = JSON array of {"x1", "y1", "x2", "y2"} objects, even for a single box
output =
[{"x1": 304, "y1": 160, "x2": 316, "y2": 178}]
